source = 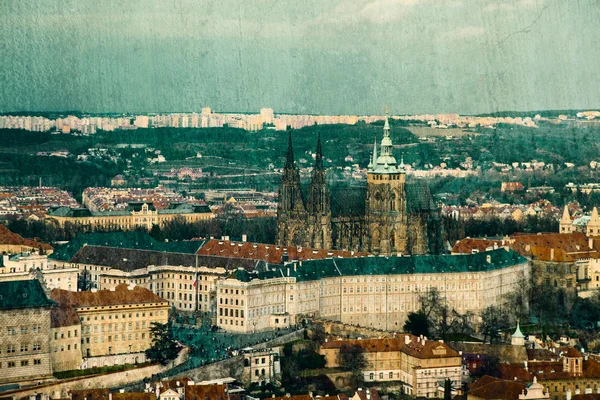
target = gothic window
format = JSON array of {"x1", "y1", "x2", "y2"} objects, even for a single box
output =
[
  {"x1": 391, "y1": 193, "x2": 396, "y2": 211},
  {"x1": 374, "y1": 192, "x2": 382, "y2": 201}
]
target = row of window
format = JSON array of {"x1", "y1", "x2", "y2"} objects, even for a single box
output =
[
  {"x1": 220, "y1": 298, "x2": 244, "y2": 306},
  {"x1": 219, "y1": 308, "x2": 244, "y2": 318},
  {"x1": 84, "y1": 333, "x2": 146, "y2": 344},
  {"x1": 0, "y1": 359, "x2": 42, "y2": 368},
  {"x1": 82, "y1": 310, "x2": 163, "y2": 322},
  {"x1": 7, "y1": 326, "x2": 43, "y2": 335},
  {"x1": 3, "y1": 344, "x2": 42, "y2": 353}
]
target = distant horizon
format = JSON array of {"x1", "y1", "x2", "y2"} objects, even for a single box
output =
[{"x1": 1, "y1": 107, "x2": 599, "y2": 118}]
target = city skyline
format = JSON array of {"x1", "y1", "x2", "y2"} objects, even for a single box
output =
[{"x1": 1, "y1": 0, "x2": 599, "y2": 115}]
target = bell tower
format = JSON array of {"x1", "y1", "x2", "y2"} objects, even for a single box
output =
[{"x1": 364, "y1": 107, "x2": 408, "y2": 255}]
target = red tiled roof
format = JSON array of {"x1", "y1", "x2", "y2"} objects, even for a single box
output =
[
  {"x1": 321, "y1": 335, "x2": 459, "y2": 360},
  {"x1": 196, "y1": 239, "x2": 369, "y2": 264},
  {"x1": 184, "y1": 384, "x2": 227, "y2": 400},
  {"x1": 50, "y1": 284, "x2": 167, "y2": 308},
  {"x1": 468, "y1": 376, "x2": 526, "y2": 400},
  {"x1": 112, "y1": 393, "x2": 154, "y2": 400},
  {"x1": 70, "y1": 389, "x2": 110, "y2": 400},
  {"x1": 0, "y1": 225, "x2": 53, "y2": 251},
  {"x1": 451, "y1": 238, "x2": 505, "y2": 254},
  {"x1": 51, "y1": 304, "x2": 81, "y2": 328}
]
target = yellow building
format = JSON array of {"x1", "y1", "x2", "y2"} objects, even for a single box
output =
[
  {"x1": 50, "y1": 284, "x2": 169, "y2": 366},
  {"x1": 321, "y1": 335, "x2": 462, "y2": 398},
  {"x1": 215, "y1": 249, "x2": 530, "y2": 333},
  {"x1": 0, "y1": 280, "x2": 55, "y2": 385},
  {"x1": 50, "y1": 305, "x2": 83, "y2": 372},
  {"x1": 46, "y1": 202, "x2": 213, "y2": 231}
]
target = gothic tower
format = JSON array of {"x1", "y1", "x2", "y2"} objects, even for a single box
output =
[
  {"x1": 560, "y1": 205, "x2": 573, "y2": 234},
  {"x1": 587, "y1": 206, "x2": 600, "y2": 237},
  {"x1": 364, "y1": 108, "x2": 409, "y2": 255},
  {"x1": 307, "y1": 133, "x2": 332, "y2": 249},
  {"x1": 276, "y1": 131, "x2": 307, "y2": 246}
]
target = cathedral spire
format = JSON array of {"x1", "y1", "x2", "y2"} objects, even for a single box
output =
[
  {"x1": 383, "y1": 105, "x2": 390, "y2": 137},
  {"x1": 285, "y1": 131, "x2": 295, "y2": 169},
  {"x1": 314, "y1": 132, "x2": 324, "y2": 171}
]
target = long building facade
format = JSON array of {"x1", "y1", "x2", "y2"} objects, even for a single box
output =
[
  {"x1": 215, "y1": 248, "x2": 531, "y2": 333},
  {"x1": 276, "y1": 112, "x2": 442, "y2": 256},
  {"x1": 46, "y1": 202, "x2": 213, "y2": 231}
]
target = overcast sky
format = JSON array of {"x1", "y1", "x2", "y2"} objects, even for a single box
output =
[{"x1": 1, "y1": 0, "x2": 599, "y2": 115}]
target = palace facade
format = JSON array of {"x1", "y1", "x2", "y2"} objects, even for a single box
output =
[
  {"x1": 214, "y1": 248, "x2": 530, "y2": 333},
  {"x1": 46, "y1": 202, "x2": 213, "y2": 231}
]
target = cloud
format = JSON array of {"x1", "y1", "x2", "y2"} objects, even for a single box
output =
[
  {"x1": 483, "y1": 0, "x2": 543, "y2": 13},
  {"x1": 358, "y1": 0, "x2": 420, "y2": 23},
  {"x1": 446, "y1": 26, "x2": 486, "y2": 39}
]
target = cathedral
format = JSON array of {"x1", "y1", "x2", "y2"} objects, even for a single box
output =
[{"x1": 276, "y1": 111, "x2": 441, "y2": 255}]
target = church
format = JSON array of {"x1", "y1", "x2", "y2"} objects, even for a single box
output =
[{"x1": 276, "y1": 111, "x2": 441, "y2": 255}]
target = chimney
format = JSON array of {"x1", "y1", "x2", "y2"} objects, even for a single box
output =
[
  {"x1": 405, "y1": 335, "x2": 410, "y2": 345},
  {"x1": 242, "y1": 234, "x2": 247, "y2": 242},
  {"x1": 119, "y1": 390, "x2": 125, "y2": 394},
  {"x1": 524, "y1": 360, "x2": 528, "y2": 371},
  {"x1": 109, "y1": 394, "x2": 112, "y2": 400},
  {"x1": 550, "y1": 248, "x2": 555, "y2": 261},
  {"x1": 566, "y1": 389, "x2": 572, "y2": 400},
  {"x1": 282, "y1": 251, "x2": 289, "y2": 263}
]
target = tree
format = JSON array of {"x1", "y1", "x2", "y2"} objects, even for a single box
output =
[
  {"x1": 404, "y1": 311, "x2": 430, "y2": 337},
  {"x1": 480, "y1": 306, "x2": 510, "y2": 344},
  {"x1": 146, "y1": 322, "x2": 179, "y2": 365},
  {"x1": 570, "y1": 297, "x2": 600, "y2": 332},
  {"x1": 309, "y1": 322, "x2": 327, "y2": 350},
  {"x1": 77, "y1": 268, "x2": 95, "y2": 291},
  {"x1": 338, "y1": 344, "x2": 367, "y2": 387},
  {"x1": 444, "y1": 378, "x2": 452, "y2": 400}
]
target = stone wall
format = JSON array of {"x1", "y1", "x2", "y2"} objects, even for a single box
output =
[
  {"x1": 1, "y1": 348, "x2": 189, "y2": 400},
  {"x1": 308, "y1": 318, "x2": 395, "y2": 340}
]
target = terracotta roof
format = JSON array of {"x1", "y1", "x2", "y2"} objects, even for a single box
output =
[
  {"x1": 184, "y1": 384, "x2": 227, "y2": 400},
  {"x1": 0, "y1": 225, "x2": 53, "y2": 252},
  {"x1": 321, "y1": 335, "x2": 459, "y2": 360},
  {"x1": 50, "y1": 284, "x2": 167, "y2": 308},
  {"x1": 527, "y1": 349, "x2": 559, "y2": 361},
  {"x1": 558, "y1": 347, "x2": 584, "y2": 358},
  {"x1": 112, "y1": 393, "x2": 154, "y2": 400},
  {"x1": 353, "y1": 389, "x2": 380, "y2": 400},
  {"x1": 70, "y1": 389, "x2": 110, "y2": 400},
  {"x1": 572, "y1": 394, "x2": 600, "y2": 400},
  {"x1": 316, "y1": 395, "x2": 350, "y2": 400},
  {"x1": 451, "y1": 238, "x2": 505, "y2": 254},
  {"x1": 454, "y1": 232, "x2": 600, "y2": 262},
  {"x1": 468, "y1": 376, "x2": 526, "y2": 400},
  {"x1": 271, "y1": 396, "x2": 312, "y2": 400},
  {"x1": 51, "y1": 304, "x2": 81, "y2": 328},
  {"x1": 151, "y1": 377, "x2": 192, "y2": 394},
  {"x1": 196, "y1": 239, "x2": 368, "y2": 264}
]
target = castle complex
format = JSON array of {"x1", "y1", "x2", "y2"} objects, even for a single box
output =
[{"x1": 276, "y1": 110, "x2": 440, "y2": 255}]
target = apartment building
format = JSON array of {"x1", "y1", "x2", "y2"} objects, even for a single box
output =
[
  {"x1": 0, "y1": 280, "x2": 55, "y2": 384},
  {"x1": 215, "y1": 249, "x2": 530, "y2": 333}
]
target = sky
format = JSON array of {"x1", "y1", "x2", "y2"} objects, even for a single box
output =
[{"x1": 0, "y1": 0, "x2": 599, "y2": 115}]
